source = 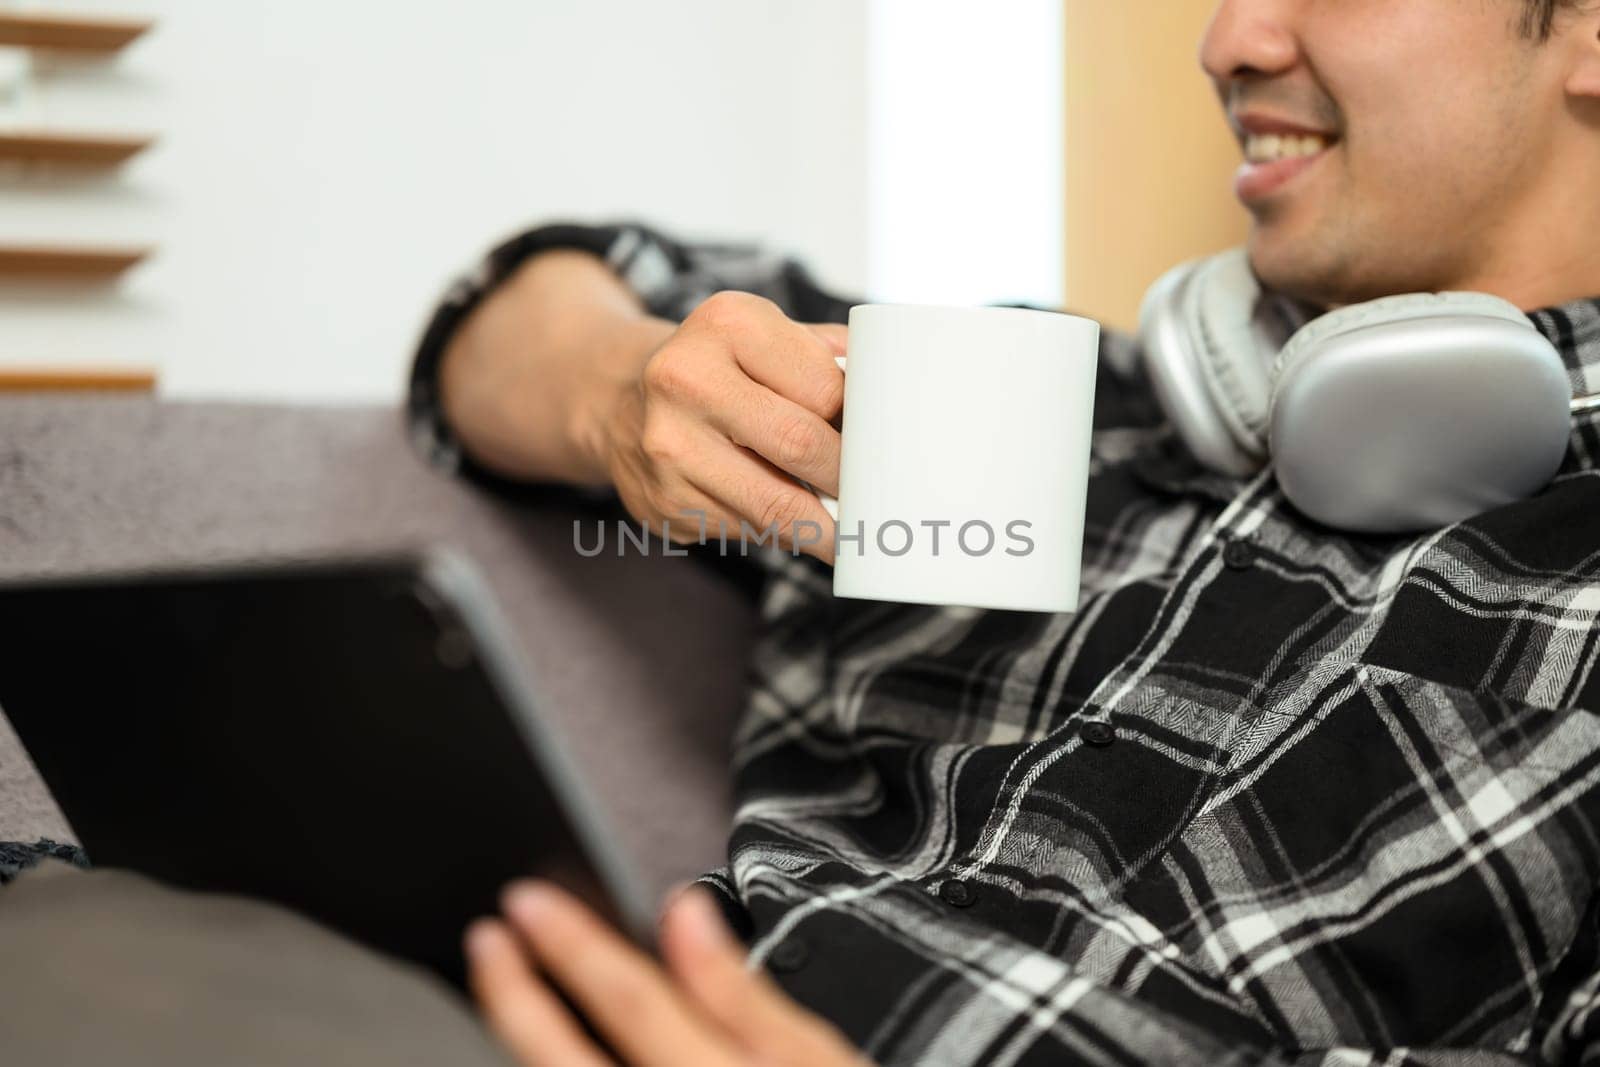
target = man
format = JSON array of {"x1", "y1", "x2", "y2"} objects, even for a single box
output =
[{"x1": 421, "y1": 0, "x2": 1600, "y2": 1063}]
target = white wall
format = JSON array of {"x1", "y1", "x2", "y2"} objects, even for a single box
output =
[
  {"x1": 0, "y1": 1, "x2": 1061, "y2": 402},
  {"x1": 866, "y1": 0, "x2": 1062, "y2": 309},
  {"x1": 0, "y1": 0, "x2": 869, "y2": 401}
]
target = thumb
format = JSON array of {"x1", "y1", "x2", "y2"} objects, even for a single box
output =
[
  {"x1": 805, "y1": 322, "x2": 849, "y2": 357},
  {"x1": 661, "y1": 889, "x2": 863, "y2": 1063}
]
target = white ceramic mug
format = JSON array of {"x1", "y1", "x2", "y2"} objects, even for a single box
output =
[{"x1": 812, "y1": 303, "x2": 1100, "y2": 613}]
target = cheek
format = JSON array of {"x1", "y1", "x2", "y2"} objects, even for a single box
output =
[
  {"x1": 1304, "y1": 10, "x2": 1502, "y2": 183},
  {"x1": 1335, "y1": 73, "x2": 1525, "y2": 227},
  {"x1": 1313, "y1": 19, "x2": 1547, "y2": 213}
]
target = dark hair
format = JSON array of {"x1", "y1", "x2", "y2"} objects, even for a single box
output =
[{"x1": 1522, "y1": 0, "x2": 1584, "y2": 39}]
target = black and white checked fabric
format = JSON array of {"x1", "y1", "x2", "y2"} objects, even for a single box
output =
[{"x1": 411, "y1": 221, "x2": 1600, "y2": 1066}]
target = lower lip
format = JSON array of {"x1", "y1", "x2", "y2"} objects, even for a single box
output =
[{"x1": 1234, "y1": 147, "x2": 1330, "y2": 203}]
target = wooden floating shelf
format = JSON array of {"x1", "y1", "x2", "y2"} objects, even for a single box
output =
[
  {"x1": 0, "y1": 244, "x2": 152, "y2": 280},
  {"x1": 0, "y1": 366, "x2": 157, "y2": 393},
  {"x1": 0, "y1": 13, "x2": 153, "y2": 53},
  {"x1": 0, "y1": 131, "x2": 155, "y2": 167}
]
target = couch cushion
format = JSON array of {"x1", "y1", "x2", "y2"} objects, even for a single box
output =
[{"x1": 0, "y1": 863, "x2": 517, "y2": 1067}]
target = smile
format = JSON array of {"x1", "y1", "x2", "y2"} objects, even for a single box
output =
[
  {"x1": 1243, "y1": 132, "x2": 1332, "y2": 164},
  {"x1": 1234, "y1": 129, "x2": 1336, "y2": 203}
]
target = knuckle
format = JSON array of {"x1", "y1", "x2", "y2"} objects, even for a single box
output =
[
  {"x1": 770, "y1": 414, "x2": 824, "y2": 472},
  {"x1": 693, "y1": 289, "x2": 771, "y2": 335},
  {"x1": 806, "y1": 369, "x2": 845, "y2": 418},
  {"x1": 641, "y1": 346, "x2": 694, "y2": 401},
  {"x1": 638, "y1": 415, "x2": 683, "y2": 468},
  {"x1": 755, "y1": 489, "x2": 807, "y2": 537}
]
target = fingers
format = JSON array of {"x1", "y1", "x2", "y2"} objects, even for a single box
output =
[
  {"x1": 465, "y1": 918, "x2": 614, "y2": 1067},
  {"x1": 643, "y1": 339, "x2": 842, "y2": 494},
  {"x1": 661, "y1": 889, "x2": 868, "y2": 1066},
  {"x1": 681, "y1": 440, "x2": 838, "y2": 565},
  {"x1": 805, "y1": 322, "x2": 850, "y2": 358},
  {"x1": 689, "y1": 291, "x2": 846, "y2": 422},
  {"x1": 608, "y1": 430, "x2": 731, "y2": 546},
  {"x1": 468, "y1": 883, "x2": 869, "y2": 1067},
  {"x1": 499, "y1": 882, "x2": 742, "y2": 1067},
  {"x1": 619, "y1": 414, "x2": 836, "y2": 562},
  {"x1": 708, "y1": 383, "x2": 843, "y2": 498},
  {"x1": 618, "y1": 291, "x2": 849, "y2": 563}
]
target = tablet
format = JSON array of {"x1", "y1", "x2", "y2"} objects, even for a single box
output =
[{"x1": 0, "y1": 550, "x2": 655, "y2": 988}]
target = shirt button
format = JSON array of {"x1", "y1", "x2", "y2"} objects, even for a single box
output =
[
  {"x1": 1080, "y1": 720, "x2": 1115, "y2": 747},
  {"x1": 939, "y1": 879, "x2": 977, "y2": 908},
  {"x1": 1222, "y1": 537, "x2": 1257, "y2": 570},
  {"x1": 766, "y1": 937, "x2": 809, "y2": 974}
]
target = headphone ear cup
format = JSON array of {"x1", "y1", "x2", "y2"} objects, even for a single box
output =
[
  {"x1": 1266, "y1": 291, "x2": 1538, "y2": 424},
  {"x1": 1188, "y1": 250, "x2": 1276, "y2": 460},
  {"x1": 1138, "y1": 250, "x2": 1278, "y2": 477},
  {"x1": 1268, "y1": 293, "x2": 1572, "y2": 532}
]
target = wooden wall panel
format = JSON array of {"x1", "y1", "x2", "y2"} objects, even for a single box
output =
[{"x1": 1063, "y1": 1, "x2": 1248, "y2": 331}]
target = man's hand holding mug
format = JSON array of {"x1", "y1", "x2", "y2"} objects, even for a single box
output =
[
  {"x1": 598, "y1": 289, "x2": 850, "y2": 564},
  {"x1": 598, "y1": 290, "x2": 1101, "y2": 613}
]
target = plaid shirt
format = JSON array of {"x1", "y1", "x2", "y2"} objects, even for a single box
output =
[{"x1": 411, "y1": 221, "x2": 1600, "y2": 1066}]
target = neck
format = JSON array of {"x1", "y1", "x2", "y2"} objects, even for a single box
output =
[{"x1": 1443, "y1": 146, "x2": 1600, "y2": 311}]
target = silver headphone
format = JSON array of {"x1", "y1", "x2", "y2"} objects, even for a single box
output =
[{"x1": 1137, "y1": 248, "x2": 1598, "y2": 533}]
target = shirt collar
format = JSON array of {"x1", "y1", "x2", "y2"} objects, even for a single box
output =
[{"x1": 1527, "y1": 297, "x2": 1600, "y2": 403}]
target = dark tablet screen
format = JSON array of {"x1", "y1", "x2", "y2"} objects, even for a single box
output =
[{"x1": 0, "y1": 553, "x2": 650, "y2": 989}]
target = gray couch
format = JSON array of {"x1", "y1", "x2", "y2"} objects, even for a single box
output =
[{"x1": 0, "y1": 394, "x2": 756, "y2": 903}]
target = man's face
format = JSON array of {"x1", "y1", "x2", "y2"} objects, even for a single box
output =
[{"x1": 1202, "y1": 0, "x2": 1573, "y2": 307}]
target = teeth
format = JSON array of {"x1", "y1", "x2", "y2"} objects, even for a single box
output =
[{"x1": 1245, "y1": 132, "x2": 1330, "y2": 164}]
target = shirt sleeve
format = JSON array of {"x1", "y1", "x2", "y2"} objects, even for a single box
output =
[
  {"x1": 407, "y1": 217, "x2": 1165, "y2": 481},
  {"x1": 404, "y1": 218, "x2": 1168, "y2": 599},
  {"x1": 405, "y1": 218, "x2": 858, "y2": 487}
]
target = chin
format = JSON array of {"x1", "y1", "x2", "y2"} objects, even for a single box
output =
[
  {"x1": 1245, "y1": 228, "x2": 1341, "y2": 307},
  {"x1": 1245, "y1": 225, "x2": 1405, "y2": 309},
  {"x1": 1245, "y1": 209, "x2": 1457, "y2": 308}
]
